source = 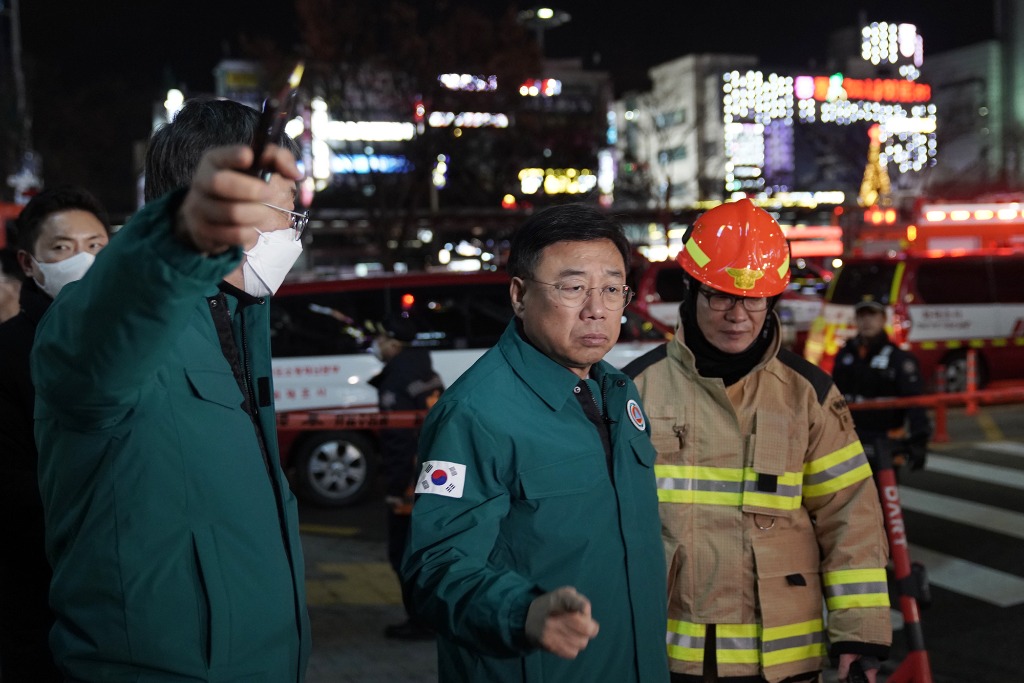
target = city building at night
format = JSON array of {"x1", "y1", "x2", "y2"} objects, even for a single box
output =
[{"x1": 614, "y1": 21, "x2": 936, "y2": 211}]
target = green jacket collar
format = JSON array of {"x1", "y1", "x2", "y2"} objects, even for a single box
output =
[{"x1": 497, "y1": 319, "x2": 618, "y2": 412}]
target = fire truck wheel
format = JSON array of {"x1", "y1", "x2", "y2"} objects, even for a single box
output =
[
  {"x1": 940, "y1": 350, "x2": 988, "y2": 393},
  {"x1": 293, "y1": 431, "x2": 378, "y2": 507}
]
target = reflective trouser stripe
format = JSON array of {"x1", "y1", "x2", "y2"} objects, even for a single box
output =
[
  {"x1": 823, "y1": 568, "x2": 891, "y2": 609},
  {"x1": 666, "y1": 619, "x2": 826, "y2": 668},
  {"x1": 803, "y1": 441, "x2": 873, "y2": 498}
]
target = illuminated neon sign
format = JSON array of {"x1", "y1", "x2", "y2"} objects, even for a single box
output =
[
  {"x1": 519, "y1": 79, "x2": 562, "y2": 97},
  {"x1": 804, "y1": 75, "x2": 931, "y2": 103}
]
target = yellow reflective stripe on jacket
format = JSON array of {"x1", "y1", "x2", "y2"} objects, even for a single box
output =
[
  {"x1": 761, "y1": 619, "x2": 828, "y2": 667},
  {"x1": 665, "y1": 619, "x2": 706, "y2": 662},
  {"x1": 655, "y1": 465, "x2": 802, "y2": 510},
  {"x1": 666, "y1": 619, "x2": 825, "y2": 668},
  {"x1": 803, "y1": 441, "x2": 872, "y2": 498},
  {"x1": 666, "y1": 621, "x2": 759, "y2": 665},
  {"x1": 823, "y1": 568, "x2": 891, "y2": 609}
]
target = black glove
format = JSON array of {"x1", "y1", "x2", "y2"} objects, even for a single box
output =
[
  {"x1": 906, "y1": 435, "x2": 928, "y2": 471},
  {"x1": 848, "y1": 656, "x2": 880, "y2": 683}
]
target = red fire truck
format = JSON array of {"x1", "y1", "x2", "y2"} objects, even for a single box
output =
[{"x1": 804, "y1": 200, "x2": 1024, "y2": 390}]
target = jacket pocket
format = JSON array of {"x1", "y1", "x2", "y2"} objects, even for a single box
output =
[
  {"x1": 192, "y1": 527, "x2": 232, "y2": 668},
  {"x1": 519, "y1": 453, "x2": 605, "y2": 499},
  {"x1": 750, "y1": 531, "x2": 827, "y2": 673},
  {"x1": 646, "y1": 403, "x2": 690, "y2": 464},
  {"x1": 630, "y1": 434, "x2": 657, "y2": 468},
  {"x1": 185, "y1": 367, "x2": 244, "y2": 411},
  {"x1": 742, "y1": 409, "x2": 805, "y2": 517}
]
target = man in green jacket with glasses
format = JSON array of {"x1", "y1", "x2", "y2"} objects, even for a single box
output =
[{"x1": 402, "y1": 204, "x2": 669, "y2": 682}]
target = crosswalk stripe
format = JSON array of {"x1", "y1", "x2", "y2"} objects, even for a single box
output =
[
  {"x1": 908, "y1": 545, "x2": 1024, "y2": 608},
  {"x1": 898, "y1": 487, "x2": 1024, "y2": 541},
  {"x1": 976, "y1": 441, "x2": 1024, "y2": 458},
  {"x1": 926, "y1": 453, "x2": 1024, "y2": 489}
]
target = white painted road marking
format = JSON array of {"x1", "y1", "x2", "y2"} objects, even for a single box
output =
[
  {"x1": 898, "y1": 487, "x2": 1024, "y2": 541},
  {"x1": 976, "y1": 441, "x2": 1024, "y2": 458},
  {"x1": 925, "y1": 453, "x2": 1024, "y2": 490},
  {"x1": 908, "y1": 545, "x2": 1024, "y2": 608}
]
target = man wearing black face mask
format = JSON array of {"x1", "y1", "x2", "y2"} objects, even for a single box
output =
[{"x1": 624, "y1": 199, "x2": 891, "y2": 683}]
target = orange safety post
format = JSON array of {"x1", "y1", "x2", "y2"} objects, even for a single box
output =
[
  {"x1": 966, "y1": 349, "x2": 978, "y2": 416},
  {"x1": 933, "y1": 364, "x2": 946, "y2": 394},
  {"x1": 873, "y1": 440, "x2": 934, "y2": 683},
  {"x1": 931, "y1": 404, "x2": 949, "y2": 443}
]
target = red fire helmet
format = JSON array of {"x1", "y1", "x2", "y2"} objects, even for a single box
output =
[{"x1": 677, "y1": 198, "x2": 791, "y2": 297}]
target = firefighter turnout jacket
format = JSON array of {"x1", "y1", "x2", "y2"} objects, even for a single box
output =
[{"x1": 625, "y1": 318, "x2": 891, "y2": 682}]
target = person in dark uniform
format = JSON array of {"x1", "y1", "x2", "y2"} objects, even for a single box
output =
[
  {"x1": 368, "y1": 312, "x2": 444, "y2": 640},
  {"x1": 832, "y1": 298, "x2": 932, "y2": 473},
  {"x1": 0, "y1": 247, "x2": 23, "y2": 324},
  {"x1": 0, "y1": 186, "x2": 111, "y2": 682}
]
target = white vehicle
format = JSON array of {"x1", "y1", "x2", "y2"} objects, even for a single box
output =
[
  {"x1": 804, "y1": 251, "x2": 1024, "y2": 390},
  {"x1": 271, "y1": 270, "x2": 672, "y2": 506}
]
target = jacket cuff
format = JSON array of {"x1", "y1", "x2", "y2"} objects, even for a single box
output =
[
  {"x1": 145, "y1": 189, "x2": 242, "y2": 279},
  {"x1": 508, "y1": 589, "x2": 542, "y2": 651},
  {"x1": 830, "y1": 641, "x2": 890, "y2": 660}
]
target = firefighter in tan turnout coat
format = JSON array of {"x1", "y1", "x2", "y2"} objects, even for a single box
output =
[{"x1": 624, "y1": 199, "x2": 891, "y2": 683}]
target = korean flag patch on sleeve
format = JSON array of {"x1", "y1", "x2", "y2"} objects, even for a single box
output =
[{"x1": 417, "y1": 460, "x2": 467, "y2": 498}]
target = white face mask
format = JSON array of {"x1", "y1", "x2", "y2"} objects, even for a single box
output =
[
  {"x1": 32, "y1": 251, "x2": 96, "y2": 299},
  {"x1": 242, "y1": 228, "x2": 303, "y2": 298}
]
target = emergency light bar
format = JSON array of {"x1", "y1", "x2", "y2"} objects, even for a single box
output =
[{"x1": 920, "y1": 203, "x2": 1024, "y2": 224}]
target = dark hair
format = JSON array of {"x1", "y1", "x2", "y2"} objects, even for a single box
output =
[
  {"x1": 380, "y1": 312, "x2": 417, "y2": 342},
  {"x1": 0, "y1": 247, "x2": 23, "y2": 282},
  {"x1": 506, "y1": 204, "x2": 630, "y2": 280},
  {"x1": 144, "y1": 97, "x2": 302, "y2": 202},
  {"x1": 15, "y1": 185, "x2": 111, "y2": 254}
]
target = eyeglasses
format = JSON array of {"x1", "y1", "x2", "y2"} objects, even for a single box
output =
[
  {"x1": 261, "y1": 202, "x2": 309, "y2": 241},
  {"x1": 529, "y1": 279, "x2": 634, "y2": 309},
  {"x1": 699, "y1": 287, "x2": 768, "y2": 312}
]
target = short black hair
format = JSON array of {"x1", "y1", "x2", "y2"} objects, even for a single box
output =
[
  {"x1": 0, "y1": 246, "x2": 23, "y2": 282},
  {"x1": 379, "y1": 312, "x2": 417, "y2": 342},
  {"x1": 15, "y1": 186, "x2": 111, "y2": 255},
  {"x1": 144, "y1": 97, "x2": 302, "y2": 203},
  {"x1": 506, "y1": 204, "x2": 630, "y2": 280}
]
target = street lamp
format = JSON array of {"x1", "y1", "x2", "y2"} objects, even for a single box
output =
[{"x1": 516, "y1": 6, "x2": 571, "y2": 56}]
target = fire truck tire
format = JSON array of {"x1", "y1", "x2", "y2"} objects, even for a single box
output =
[
  {"x1": 292, "y1": 431, "x2": 378, "y2": 507},
  {"x1": 940, "y1": 350, "x2": 988, "y2": 393}
]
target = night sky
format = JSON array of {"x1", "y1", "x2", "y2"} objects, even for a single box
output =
[{"x1": 12, "y1": 0, "x2": 998, "y2": 212}]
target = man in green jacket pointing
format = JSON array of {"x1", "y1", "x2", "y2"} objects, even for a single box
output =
[
  {"x1": 32, "y1": 99, "x2": 311, "y2": 681},
  {"x1": 402, "y1": 204, "x2": 670, "y2": 682}
]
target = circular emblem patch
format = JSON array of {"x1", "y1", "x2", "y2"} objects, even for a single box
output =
[
  {"x1": 431, "y1": 470, "x2": 448, "y2": 486},
  {"x1": 627, "y1": 399, "x2": 646, "y2": 431}
]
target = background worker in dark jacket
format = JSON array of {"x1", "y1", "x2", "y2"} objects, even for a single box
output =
[
  {"x1": 31, "y1": 98, "x2": 311, "y2": 681},
  {"x1": 832, "y1": 298, "x2": 932, "y2": 472},
  {"x1": 0, "y1": 186, "x2": 110, "y2": 683},
  {"x1": 368, "y1": 312, "x2": 443, "y2": 640},
  {"x1": 0, "y1": 247, "x2": 22, "y2": 324}
]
